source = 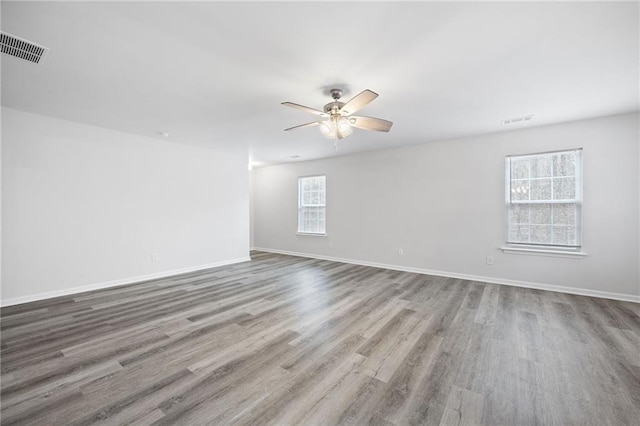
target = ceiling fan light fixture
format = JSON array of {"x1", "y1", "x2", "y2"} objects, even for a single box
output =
[
  {"x1": 319, "y1": 120, "x2": 337, "y2": 139},
  {"x1": 337, "y1": 117, "x2": 353, "y2": 138}
]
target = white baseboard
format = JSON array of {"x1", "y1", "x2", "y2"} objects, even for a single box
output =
[
  {"x1": 4, "y1": 250, "x2": 637, "y2": 307},
  {"x1": 0, "y1": 257, "x2": 251, "y2": 307},
  {"x1": 253, "y1": 247, "x2": 640, "y2": 304}
]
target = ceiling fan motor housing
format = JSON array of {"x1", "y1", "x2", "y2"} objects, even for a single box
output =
[{"x1": 324, "y1": 101, "x2": 345, "y2": 115}]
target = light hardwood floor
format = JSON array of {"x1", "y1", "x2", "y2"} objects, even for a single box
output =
[{"x1": 1, "y1": 251, "x2": 639, "y2": 425}]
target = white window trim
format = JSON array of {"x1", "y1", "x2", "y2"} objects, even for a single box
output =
[
  {"x1": 297, "y1": 175, "x2": 326, "y2": 235},
  {"x1": 504, "y1": 148, "x2": 584, "y2": 254},
  {"x1": 296, "y1": 232, "x2": 327, "y2": 237},
  {"x1": 501, "y1": 245, "x2": 587, "y2": 258}
]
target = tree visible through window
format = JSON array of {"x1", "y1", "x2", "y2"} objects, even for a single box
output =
[
  {"x1": 506, "y1": 149, "x2": 582, "y2": 248},
  {"x1": 298, "y1": 175, "x2": 326, "y2": 234}
]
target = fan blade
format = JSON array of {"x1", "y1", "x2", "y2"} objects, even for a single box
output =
[
  {"x1": 282, "y1": 102, "x2": 327, "y2": 117},
  {"x1": 340, "y1": 89, "x2": 378, "y2": 115},
  {"x1": 349, "y1": 116, "x2": 393, "y2": 132},
  {"x1": 284, "y1": 121, "x2": 321, "y2": 131}
]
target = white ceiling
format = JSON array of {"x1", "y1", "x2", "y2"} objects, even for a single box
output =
[{"x1": 2, "y1": 1, "x2": 638, "y2": 166}]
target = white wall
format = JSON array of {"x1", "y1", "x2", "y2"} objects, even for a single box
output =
[
  {"x1": 252, "y1": 113, "x2": 640, "y2": 300},
  {"x1": 1, "y1": 108, "x2": 250, "y2": 304}
]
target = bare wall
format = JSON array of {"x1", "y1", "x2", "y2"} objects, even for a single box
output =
[
  {"x1": 252, "y1": 113, "x2": 640, "y2": 299},
  {"x1": 1, "y1": 108, "x2": 250, "y2": 303}
]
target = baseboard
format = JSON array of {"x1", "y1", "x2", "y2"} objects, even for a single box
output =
[
  {"x1": 253, "y1": 247, "x2": 640, "y2": 303},
  {"x1": 0, "y1": 257, "x2": 251, "y2": 307}
]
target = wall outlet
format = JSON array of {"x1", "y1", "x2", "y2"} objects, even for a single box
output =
[
  {"x1": 329, "y1": 242, "x2": 334, "y2": 249},
  {"x1": 398, "y1": 248, "x2": 404, "y2": 255},
  {"x1": 151, "y1": 253, "x2": 159, "y2": 262},
  {"x1": 486, "y1": 256, "x2": 494, "y2": 265}
]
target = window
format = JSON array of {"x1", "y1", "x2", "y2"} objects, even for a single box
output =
[
  {"x1": 505, "y1": 149, "x2": 582, "y2": 249},
  {"x1": 298, "y1": 175, "x2": 326, "y2": 235}
]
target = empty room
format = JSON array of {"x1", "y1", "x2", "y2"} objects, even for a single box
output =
[{"x1": 1, "y1": 1, "x2": 639, "y2": 425}]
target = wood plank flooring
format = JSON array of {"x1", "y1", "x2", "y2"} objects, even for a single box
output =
[{"x1": 1, "y1": 251, "x2": 639, "y2": 425}]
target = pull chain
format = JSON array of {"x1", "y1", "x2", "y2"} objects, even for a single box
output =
[{"x1": 333, "y1": 115, "x2": 339, "y2": 151}]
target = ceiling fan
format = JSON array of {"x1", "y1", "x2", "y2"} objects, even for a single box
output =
[{"x1": 282, "y1": 88, "x2": 393, "y2": 141}]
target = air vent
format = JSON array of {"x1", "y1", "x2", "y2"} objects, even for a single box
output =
[
  {"x1": 1, "y1": 32, "x2": 49, "y2": 64},
  {"x1": 501, "y1": 115, "x2": 534, "y2": 125}
]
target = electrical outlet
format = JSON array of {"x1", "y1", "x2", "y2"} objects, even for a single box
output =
[
  {"x1": 329, "y1": 242, "x2": 334, "y2": 249},
  {"x1": 486, "y1": 256, "x2": 494, "y2": 265},
  {"x1": 151, "y1": 253, "x2": 159, "y2": 262},
  {"x1": 398, "y1": 248, "x2": 404, "y2": 255}
]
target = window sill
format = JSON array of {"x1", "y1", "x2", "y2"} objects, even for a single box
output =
[
  {"x1": 296, "y1": 232, "x2": 327, "y2": 237},
  {"x1": 501, "y1": 246, "x2": 587, "y2": 258}
]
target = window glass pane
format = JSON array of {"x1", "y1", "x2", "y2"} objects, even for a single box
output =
[
  {"x1": 530, "y1": 225, "x2": 552, "y2": 244},
  {"x1": 553, "y1": 152, "x2": 576, "y2": 177},
  {"x1": 553, "y1": 204, "x2": 576, "y2": 225},
  {"x1": 552, "y1": 226, "x2": 569, "y2": 245},
  {"x1": 552, "y1": 226, "x2": 577, "y2": 246},
  {"x1": 567, "y1": 226, "x2": 577, "y2": 246},
  {"x1": 530, "y1": 179, "x2": 552, "y2": 201},
  {"x1": 530, "y1": 204, "x2": 551, "y2": 224},
  {"x1": 553, "y1": 177, "x2": 575, "y2": 200},
  {"x1": 509, "y1": 225, "x2": 530, "y2": 243},
  {"x1": 531, "y1": 156, "x2": 552, "y2": 178},
  {"x1": 511, "y1": 181, "x2": 530, "y2": 201},
  {"x1": 511, "y1": 160, "x2": 530, "y2": 179},
  {"x1": 509, "y1": 204, "x2": 529, "y2": 224}
]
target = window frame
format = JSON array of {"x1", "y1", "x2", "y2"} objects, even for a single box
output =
[
  {"x1": 503, "y1": 148, "x2": 585, "y2": 255},
  {"x1": 297, "y1": 175, "x2": 327, "y2": 236}
]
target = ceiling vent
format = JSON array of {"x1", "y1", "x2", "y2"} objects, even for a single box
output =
[
  {"x1": 1, "y1": 32, "x2": 49, "y2": 64},
  {"x1": 501, "y1": 115, "x2": 534, "y2": 125}
]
